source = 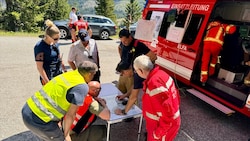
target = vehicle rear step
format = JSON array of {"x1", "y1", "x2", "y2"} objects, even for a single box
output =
[{"x1": 186, "y1": 88, "x2": 235, "y2": 115}]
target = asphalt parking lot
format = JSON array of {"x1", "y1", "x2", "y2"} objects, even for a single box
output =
[{"x1": 0, "y1": 36, "x2": 250, "y2": 141}]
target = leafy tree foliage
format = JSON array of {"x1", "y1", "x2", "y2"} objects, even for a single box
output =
[
  {"x1": 44, "y1": 0, "x2": 70, "y2": 21},
  {"x1": 1, "y1": 0, "x2": 69, "y2": 32},
  {"x1": 123, "y1": 0, "x2": 142, "y2": 29},
  {"x1": 95, "y1": 0, "x2": 116, "y2": 24},
  {"x1": 0, "y1": 0, "x2": 145, "y2": 32}
]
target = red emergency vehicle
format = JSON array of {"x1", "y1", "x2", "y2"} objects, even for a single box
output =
[{"x1": 137, "y1": 0, "x2": 250, "y2": 117}]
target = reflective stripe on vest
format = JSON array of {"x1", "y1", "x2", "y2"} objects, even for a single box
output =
[
  {"x1": 204, "y1": 22, "x2": 224, "y2": 45},
  {"x1": 71, "y1": 95, "x2": 96, "y2": 134},
  {"x1": 146, "y1": 77, "x2": 174, "y2": 97},
  {"x1": 27, "y1": 70, "x2": 86, "y2": 122},
  {"x1": 225, "y1": 25, "x2": 233, "y2": 33},
  {"x1": 30, "y1": 89, "x2": 67, "y2": 121},
  {"x1": 72, "y1": 95, "x2": 92, "y2": 126},
  {"x1": 201, "y1": 71, "x2": 208, "y2": 75},
  {"x1": 210, "y1": 63, "x2": 216, "y2": 67},
  {"x1": 173, "y1": 110, "x2": 180, "y2": 119},
  {"x1": 204, "y1": 37, "x2": 223, "y2": 45},
  {"x1": 146, "y1": 86, "x2": 168, "y2": 97},
  {"x1": 146, "y1": 111, "x2": 160, "y2": 121},
  {"x1": 162, "y1": 135, "x2": 166, "y2": 141},
  {"x1": 80, "y1": 114, "x2": 96, "y2": 132},
  {"x1": 146, "y1": 109, "x2": 180, "y2": 121}
]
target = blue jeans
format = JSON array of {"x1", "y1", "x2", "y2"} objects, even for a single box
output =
[{"x1": 21, "y1": 103, "x2": 64, "y2": 141}]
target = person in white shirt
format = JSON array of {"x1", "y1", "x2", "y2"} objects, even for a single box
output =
[
  {"x1": 68, "y1": 29, "x2": 101, "y2": 82},
  {"x1": 69, "y1": 7, "x2": 78, "y2": 43}
]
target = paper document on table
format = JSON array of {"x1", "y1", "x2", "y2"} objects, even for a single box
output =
[
  {"x1": 102, "y1": 95, "x2": 142, "y2": 121},
  {"x1": 99, "y1": 83, "x2": 122, "y2": 97}
]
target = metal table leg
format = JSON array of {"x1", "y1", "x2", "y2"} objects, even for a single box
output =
[
  {"x1": 137, "y1": 115, "x2": 143, "y2": 141},
  {"x1": 106, "y1": 122, "x2": 110, "y2": 141}
]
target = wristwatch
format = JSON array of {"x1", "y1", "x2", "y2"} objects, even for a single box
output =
[{"x1": 121, "y1": 109, "x2": 127, "y2": 115}]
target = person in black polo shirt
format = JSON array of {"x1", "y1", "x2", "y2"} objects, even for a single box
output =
[{"x1": 115, "y1": 29, "x2": 157, "y2": 115}]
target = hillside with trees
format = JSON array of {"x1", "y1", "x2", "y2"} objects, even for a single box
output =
[
  {"x1": 69, "y1": 0, "x2": 145, "y2": 18},
  {"x1": 0, "y1": 0, "x2": 145, "y2": 32}
]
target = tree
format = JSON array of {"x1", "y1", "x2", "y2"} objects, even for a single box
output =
[
  {"x1": 44, "y1": 0, "x2": 70, "y2": 21},
  {"x1": 123, "y1": 0, "x2": 142, "y2": 29},
  {"x1": 95, "y1": 0, "x2": 116, "y2": 24},
  {"x1": 1, "y1": 0, "x2": 70, "y2": 32}
]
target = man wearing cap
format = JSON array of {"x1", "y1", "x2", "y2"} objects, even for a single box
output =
[{"x1": 68, "y1": 29, "x2": 101, "y2": 82}]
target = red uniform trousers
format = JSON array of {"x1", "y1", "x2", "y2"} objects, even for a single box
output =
[
  {"x1": 201, "y1": 41, "x2": 222, "y2": 83},
  {"x1": 146, "y1": 117, "x2": 181, "y2": 141}
]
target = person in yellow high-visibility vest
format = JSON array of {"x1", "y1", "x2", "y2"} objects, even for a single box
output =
[
  {"x1": 201, "y1": 16, "x2": 236, "y2": 84},
  {"x1": 22, "y1": 61, "x2": 98, "y2": 141}
]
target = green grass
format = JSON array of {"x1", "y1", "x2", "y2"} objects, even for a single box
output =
[
  {"x1": 110, "y1": 34, "x2": 119, "y2": 40},
  {"x1": 0, "y1": 30, "x2": 43, "y2": 37},
  {"x1": 0, "y1": 30, "x2": 119, "y2": 40}
]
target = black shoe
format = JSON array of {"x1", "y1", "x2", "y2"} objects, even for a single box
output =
[
  {"x1": 202, "y1": 82, "x2": 206, "y2": 86},
  {"x1": 144, "y1": 132, "x2": 147, "y2": 141}
]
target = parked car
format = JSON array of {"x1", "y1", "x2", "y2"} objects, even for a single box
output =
[
  {"x1": 120, "y1": 22, "x2": 138, "y2": 37},
  {"x1": 129, "y1": 22, "x2": 137, "y2": 37},
  {"x1": 52, "y1": 19, "x2": 70, "y2": 39},
  {"x1": 53, "y1": 14, "x2": 117, "y2": 40}
]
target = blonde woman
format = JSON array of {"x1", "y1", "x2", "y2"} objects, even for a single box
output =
[{"x1": 34, "y1": 19, "x2": 66, "y2": 85}]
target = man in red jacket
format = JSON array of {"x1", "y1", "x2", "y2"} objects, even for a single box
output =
[
  {"x1": 201, "y1": 16, "x2": 236, "y2": 84},
  {"x1": 133, "y1": 55, "x2": 181, "y2": 141}
]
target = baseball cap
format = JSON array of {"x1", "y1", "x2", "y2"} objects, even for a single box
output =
[
  {"x1": 78, "y1": 29, "x2": 90, "y2": 42},
  {"x1": 116, "y1": 61, "x2": 131, "y2": 72}
]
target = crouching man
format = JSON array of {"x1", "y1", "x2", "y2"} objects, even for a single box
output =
[{"x1": 65, "y1": 81, "x2": 110, "y2": 141}]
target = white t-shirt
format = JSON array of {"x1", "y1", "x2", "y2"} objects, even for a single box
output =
[
  {"x1": 69, "y1": 11, "x2": 77, "y2": 24},
  {"x1": 68, "y1": 39, "x2": 99, "y2": 67}
]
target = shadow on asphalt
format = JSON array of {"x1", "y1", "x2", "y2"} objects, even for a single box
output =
[
  {"x1": 1, "y1": 128, "x2": 189, "y2": 141},
  {"x1": 2, "y1": 131, "x2": 41, "y2": 141},
  {"x1": 59, "y1": 42, "x2": 72, "y2": 46}
]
